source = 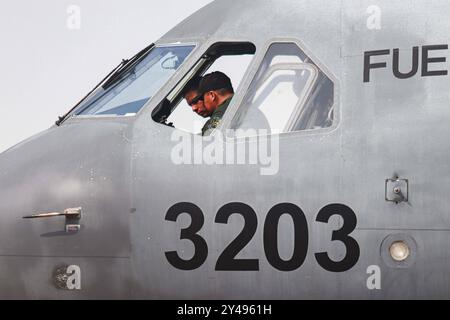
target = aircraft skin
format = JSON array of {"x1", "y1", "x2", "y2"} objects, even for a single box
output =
[{"x1": 0, "y1": 0, "x2": 450, "y2": 299}]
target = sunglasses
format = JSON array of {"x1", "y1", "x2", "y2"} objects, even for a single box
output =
[{"x1": 188, "y1": 94, "x2": 204, "y2": 106}]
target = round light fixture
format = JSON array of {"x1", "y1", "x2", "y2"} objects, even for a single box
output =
[{"x1": 389, "y1": 241, "x2": 410, "y2": 262}]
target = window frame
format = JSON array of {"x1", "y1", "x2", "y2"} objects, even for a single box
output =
[
  {"x1": 219, "y1": 39, "x2": 339, "y2": 140},
  {"x1": 66, "y1": 43, "x2": 198, "y2": 121},
  {"x1": 232, "y1": 63, "x2": 319, "y2": 136},
  {"x1": 150, "y1": 42, "x2": 257, "y2": 134}
]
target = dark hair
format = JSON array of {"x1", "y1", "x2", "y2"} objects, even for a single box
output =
[
  {"x1": 216, "y1": 88, "x2": 234, "y2": 95},
  {"x1": 182, "y1": 76, "x2": 202, "y2": 97},
  {"x1": 198, "y1": 71, "x2": 234, "y2": 96}
]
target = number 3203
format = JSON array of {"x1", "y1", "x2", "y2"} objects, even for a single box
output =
[{"x1": 165, "y1": 203, "x2": 360, "y2": 272}]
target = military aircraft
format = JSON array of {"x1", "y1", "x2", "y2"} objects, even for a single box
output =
[{"x1": 1, "y1": 0, "x2": 449, "y2": 299}]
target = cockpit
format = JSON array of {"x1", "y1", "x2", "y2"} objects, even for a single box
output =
[{"x1": 65, "y1": 40, "x2": 335, "y2": 138}]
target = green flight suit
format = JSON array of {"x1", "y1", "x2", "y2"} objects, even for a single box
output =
[{"x1": 202, "y1": 96, "x2": 233, "y2": 136}]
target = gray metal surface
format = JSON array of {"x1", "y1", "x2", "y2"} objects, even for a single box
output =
[{"x1": 0, "y1": 0, "x2": 449, "y2": 299}]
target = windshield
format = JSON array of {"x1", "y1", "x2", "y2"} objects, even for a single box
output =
[{"x1": 74, "y1": 45, "x2": 195, "y2": 116}]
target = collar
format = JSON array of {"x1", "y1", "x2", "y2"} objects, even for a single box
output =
[{"x1": 211, "y1": 96, "x2": 233, "y2": 117}]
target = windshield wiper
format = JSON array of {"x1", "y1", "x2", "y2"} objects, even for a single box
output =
[
  {"x1": 102, "y1": 43, "x2": 155, "y2": 90},
  {"x1": 55, "y1": 43, "x2": 155, "y2": 126}
]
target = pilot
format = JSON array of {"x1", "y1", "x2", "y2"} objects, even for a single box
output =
[
  {"x1": 195, "y1": 71, "x2": 235, "y2": 136},
  {"x1": 182, "y1": 76, "x2": 209, "y2": 118}
]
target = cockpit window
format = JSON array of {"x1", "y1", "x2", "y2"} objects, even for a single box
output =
[
  {"x1": 166, "y1": 54, "x2": 254, "y2": 134},
  {"x1": 151, "y1": 42, "x2": 256, "y2": 136},
  {"x1": 231, "y1": 43, "x2": 335, "y2": 136},
  {"x1": 74, "y1": 45, "x2": 195, "y2": 116}
]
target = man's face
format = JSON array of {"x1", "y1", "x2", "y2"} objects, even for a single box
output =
[
  {"x1": 185, "y1": 90, "x2": 208, "y2": 118},
  {"x1": 203, "y1": 91, "x2": 219, "y2": 116}
]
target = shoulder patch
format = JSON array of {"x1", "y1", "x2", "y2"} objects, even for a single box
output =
[{"x1": 209, "y1": 118, "x2": 221, "y2": 129}]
